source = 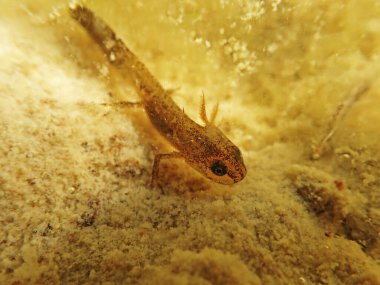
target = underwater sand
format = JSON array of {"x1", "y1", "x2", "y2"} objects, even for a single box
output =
[{"x1": 0, "y1": 1, "x2": 379, "y2": 284}]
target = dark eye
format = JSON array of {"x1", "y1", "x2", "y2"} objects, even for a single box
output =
[{"x1": 211, "y1": 161, "x2": 227, "y2": 176}]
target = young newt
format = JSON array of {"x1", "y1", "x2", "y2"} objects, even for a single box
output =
[{"x1": 69, "y1": 4, "x2": 247, "y2": 186}]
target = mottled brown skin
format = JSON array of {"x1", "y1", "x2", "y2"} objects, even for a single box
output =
[{"x1": 70, "y1": 4, "x2": 247, "y2": 186}]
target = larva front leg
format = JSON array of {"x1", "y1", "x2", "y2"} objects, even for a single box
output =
[{"x1": 151, "y1": 152, "x2": 183, "y2": 187}]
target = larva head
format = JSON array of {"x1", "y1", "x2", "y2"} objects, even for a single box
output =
[{"x1": 186, "y1": 126, "x2": 247, "y2": 185}]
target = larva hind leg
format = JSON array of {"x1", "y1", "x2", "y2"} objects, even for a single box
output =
[{"x1": 101, "y1": 101, "x2": 143, "y2": 109}]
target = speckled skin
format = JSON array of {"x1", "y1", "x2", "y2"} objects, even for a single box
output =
[{"x1": 70, "y1": 5, "x2": 246, "y2": 185}]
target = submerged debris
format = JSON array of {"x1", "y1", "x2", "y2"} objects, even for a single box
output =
[
  {"x1": 288, "y1": 165, "x2": 349, "y2": 223},
  {"x1": 311, "y1": 83, "x2": 369, "y2": 160},
  {"x1": 288, "y1": 165, "x2": 379, "y2": 253}
]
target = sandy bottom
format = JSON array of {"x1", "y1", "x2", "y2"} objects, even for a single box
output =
[{"x1": 0, "y1": 1, "x2": 379, "y2": 284}]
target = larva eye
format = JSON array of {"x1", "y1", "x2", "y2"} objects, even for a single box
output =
[{"x1": 211, "y1": 161, "x2": 227, "y2": 176}]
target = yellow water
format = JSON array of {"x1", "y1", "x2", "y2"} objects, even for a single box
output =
[{"x1": 0, "y1": 1, "x2": 379, "y2": 284}]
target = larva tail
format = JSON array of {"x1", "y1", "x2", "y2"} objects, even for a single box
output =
[{"x1": 69, "y1": 3, "x2": 164, "y2": 95}]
